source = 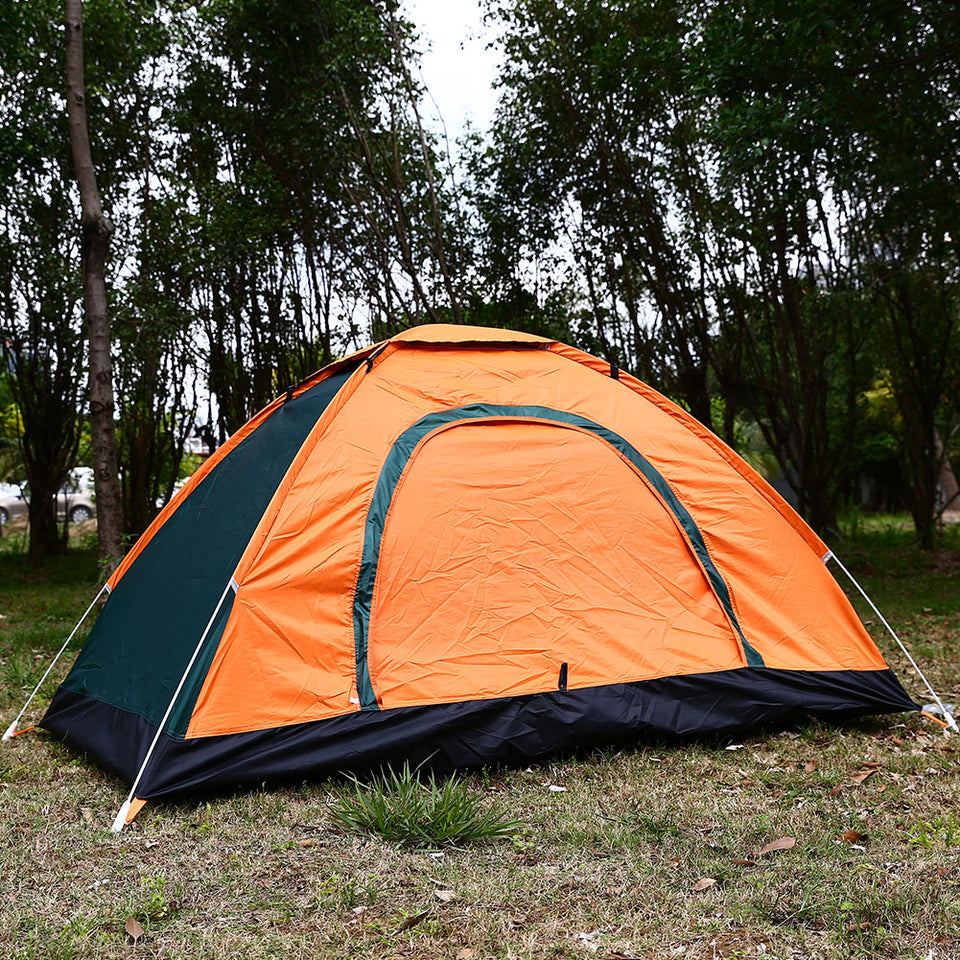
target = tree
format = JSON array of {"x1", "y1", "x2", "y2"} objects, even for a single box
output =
[
  {"x1": 173, "y1": 0, "x2": 464, "y2": 437},
  {"x1": 65, "y1": 0, "x2": 123, "y2": 570},
  {"x1": 113, "y1": 194, "x2": 200, "y2": 534},
  {"x1": 0, "y1": 233, "x2": 86, "y2": 561},
  {"x1": 475, "y1": 0, "x2": 718, "y2": 416},
  {"x1": 2, "y1": 0, "x2": 465, "y2": 554},
  {"x1": 688, "y1": 1, "x2": 880, "y2": 529},
  {"x1": 0, "y1": 0, "x2": 87, "y2": 562},
  {"x1": 479, "y1": 0, "x2": 960, "y2": 536},
  {"x1": 695, "y1": 0, "x2": 960, "y2": 542}
]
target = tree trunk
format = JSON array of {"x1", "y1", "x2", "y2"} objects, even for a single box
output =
[
  {"x1": 65, "y1": 0, "x2": 124, "y2": 575},
  {"x1": 937, "y1": 430, "x2": 960, "y2": 519},
  {"x1": 27, "y1": 477, "x2": 68, "y2": 565}
]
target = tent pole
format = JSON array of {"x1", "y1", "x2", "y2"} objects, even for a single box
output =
[
  {"x1": 3, "y1": 580, "x2": 110, "y2": 742},
  {"x1": 826, "y1": 550, "x2": 958, "y2": 733},
  {"x1": 110, "y1": 577, "x2": 237, "y2": 833}
]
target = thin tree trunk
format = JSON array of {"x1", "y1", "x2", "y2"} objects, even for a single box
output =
[
  {"x1": 937, "y1": 429, "x2": 960, "y2": 518},
  {"x1": 65, "y1": 0, "x2": 124, "y2": 575}
]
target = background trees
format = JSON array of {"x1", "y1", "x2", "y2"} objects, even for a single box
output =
[
  {"x1": 0, "y1": 0, "x2": 460, "y2": 559},
  {"x1": 172, "y1": 0, "x2": 465, "y2": 436},
  {"x1": 0, "y1": 0, "x2": 957, "y2": 557},
  {"x1": 693, "y1": 0, "x2": 960, "y2": 542},
  {"x1": 0, "y1": 0, "x2": 86, "y2": 562},
  {"x1": 477, "y1": 0, "x2": 960, "y2": 539}
]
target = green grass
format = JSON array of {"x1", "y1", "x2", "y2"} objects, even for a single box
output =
[
  {"x1": 0, "y1": 515, "x2": 958, "y2": 958},
  {"x1": 329, "y1": 764, "x2": 521, "y2": 847},
  {"x1": 908, "y1": 814, "x2": 960, "y2": 850}
]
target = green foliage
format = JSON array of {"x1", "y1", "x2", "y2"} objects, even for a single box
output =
[
  {"x1": 688, "y1": 0, "x2": 960, "y2": 539},
  {"x1": 138, "y1": 873, "x2": 177, "y2": 924},
  {"x1": 1, "y1": 0, "x2": 462, "y2": 548},
  {"x1": 474, "y1": 0, "x2": 711, "y2": 410},
  {"x1": 168, "y1": 0, "x2": 465, "y2": 438},
  {"x1": 2, "y1": 0, "x2": 958, "y2": 552},
  {"x1": 476, "y1": 0, "x2": 960, "y2": 538},
  {"x1": 329, "y1": 764, "x2": 521, "y2": 847}
]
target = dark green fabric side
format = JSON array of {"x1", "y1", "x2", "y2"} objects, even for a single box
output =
[
  {"x1": 61, "y1": 366, "x2": 356, "y2": 731},
  {"x1": 165, "y1": 586, "x2": 236, "y2": 739},
  {"x1": 353, "y1": 404, "x2": 763, "y2": 711}
]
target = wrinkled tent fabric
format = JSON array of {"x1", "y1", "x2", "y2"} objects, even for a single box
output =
[{"x1": 43, "y1": 325, "x2": 916, "y2": 799}]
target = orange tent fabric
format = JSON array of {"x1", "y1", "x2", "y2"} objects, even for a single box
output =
[{"x1": 42, "y1": 325, "x2": 916, "y2": 800}]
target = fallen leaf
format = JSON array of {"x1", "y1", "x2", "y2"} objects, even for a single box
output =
[
  {"x1": 297, "y1": 838, "x2": 318, "y2": 847},
  {"x1": 891, "y1": 736, "x2": 905, "y2": 747},
  {"x1": 124, "y1": 917, "x2": 145, "y2": 942},
  {"x1": 395, "y1": 910, "x2": 431, "y2": 933},
  {"x1": 457, "y1": 950, "x2": 476, "y2": 960},
  {"x1": 81, "y1": 807, "x2": 93, "y2": 824},
  {"x1": 850, "y1": 770, "x2": 876, "y2": 785},
  {"x1": 829, "y1": 784, "x2": 844, "y2": 797},
  {"x1": 861, "y1": 761, "x2": 883, "y2": 769},
  {"x1": 434, "y1": 889, "x2": 456, "y2": 903},
  {"x1": 731, "y1": 858, "x2": 758, "y2": 867},
  {"x1": 692, "y1": 877, "x2": 716, "y2": 891},
  {"x1": 759, "y1": 837, "x2": 796, "y2": 855},
  {"x1": 841, "y1": 829, "x2": 867, "y2": 844},
  {"x1": 845, "y1": 921, "x2": 871, "y2": 932},
  {"x1": 803, "y1": 760, "x2": 817, "y2": 773}
]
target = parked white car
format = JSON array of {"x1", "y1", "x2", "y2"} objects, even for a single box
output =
[{"x1": 0, "y1": 479, "x2": 96, "y2": 525}]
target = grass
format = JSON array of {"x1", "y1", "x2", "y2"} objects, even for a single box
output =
[
  {"x1": 908, "y1": 815, "x2": 960, "y2": 850},
  {"x1": 0, "y1": 516, "x2": 958, "y2": 958},
  {"x1": 329, "y1": 764, "x2": 521, "y2": 847}
]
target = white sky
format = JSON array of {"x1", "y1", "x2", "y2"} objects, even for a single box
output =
[{"x1": 403, "y1": 0, "x2": 499, "y2": 143}]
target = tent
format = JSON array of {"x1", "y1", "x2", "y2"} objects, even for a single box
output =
[{"x1": 24, "y1": 325, "x2": 927, "y2": 827}]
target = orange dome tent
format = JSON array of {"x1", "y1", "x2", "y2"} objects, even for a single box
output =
[{"x1": 31, "y1": 325, "x2": 921, "y2": 826}]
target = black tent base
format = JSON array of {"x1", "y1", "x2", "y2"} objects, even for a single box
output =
[{"x1": 41, "y1": 666, "x2": 917, "y2": 802}]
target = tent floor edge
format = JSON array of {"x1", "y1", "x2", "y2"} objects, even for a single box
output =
[
  {"x1": 41, "y1": 667, "x2": 917, "y2": 801},
  {"x1": 41, "y1": 687, "x2": 158, "y2": 785}
]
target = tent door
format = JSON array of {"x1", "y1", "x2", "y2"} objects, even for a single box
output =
[{"x1": 356, "y1": 412, "x2": 753, "y2": 712}]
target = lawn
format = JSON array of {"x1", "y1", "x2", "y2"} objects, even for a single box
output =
[{"x1": 0, "y1": 517, "x2": 957, "y2": 960}]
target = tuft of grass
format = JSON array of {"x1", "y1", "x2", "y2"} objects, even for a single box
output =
[
  {"x1": 328, "y1": 764, "x2": 521, "y2": 847},
  {"x1": 908, "y1": 814, "x2": 960, "y2": 849},
  {"x1": 632, "y1": 812, "x2": 682, "y2": 843}
]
